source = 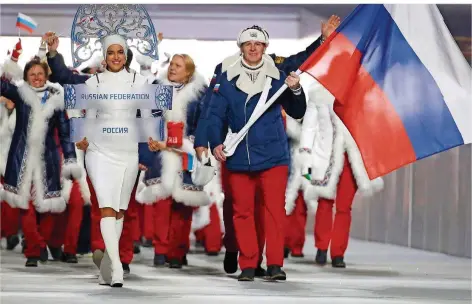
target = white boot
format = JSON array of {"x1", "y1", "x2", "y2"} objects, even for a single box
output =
[
  {"x1": 112, "y1": 217, "x2": 125, "y2": 284},
  {"x1": 99, "y1": 250, "x2": 112, "y2": 285},
  {"x1": 100, "y1": 217, "x2": 123, "y2": 287},
  {"x1": 92, "y1": 249, "x2": 104, "y2": 269},
  {"x1": 116, "y1": 217, "x2": 124, "y2": 238}
]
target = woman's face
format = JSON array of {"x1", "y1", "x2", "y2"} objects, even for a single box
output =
[
  {"x1": 167, "y1": 56, "x2": 189, "y2": 83},
  {"x1": 26, "y1": 65, "x2": 47, "y2": 88},
  {"x1": 106, "y1": 44, "x2": 126, "y2": 72}
]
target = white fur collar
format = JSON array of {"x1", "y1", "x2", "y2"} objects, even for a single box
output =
[
  {"x1": 17, "y1": 81, "x2": 65, "y2": 118},
  {"x1": 225, "y1": 54, "x2": 279, "y2": 98},
  {"x1": 221, "y1": 52, "x2": 242, "y2": 73},
  {"x1": 158, "y1": 71, "x2": 207, "y2": 123},
  {"x1": 226, "y1": 54, "x2": 279, "y2": 81}
]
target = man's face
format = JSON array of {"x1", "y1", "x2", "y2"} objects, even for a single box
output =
[{"x1": 241, "y1": 41, "x2": 266, "y2": 66}]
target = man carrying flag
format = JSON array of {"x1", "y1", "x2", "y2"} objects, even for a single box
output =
[
  {"x1": 194, "y1": 15, "x2": 342, "y2": 277},
  {"x1": 296, "y1": 4, "x2": 471, "y2": 267}
]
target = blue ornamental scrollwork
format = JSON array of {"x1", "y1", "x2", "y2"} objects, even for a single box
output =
[
  {"x1": 71, "y1": 4, "x2": 159, "y2": 68},
  {"x1": 64, "y1": 84, "x2": 77, "y2": 109},
  {"x1": 155, "y1": 85, "x2": 173, "y2": 111}
]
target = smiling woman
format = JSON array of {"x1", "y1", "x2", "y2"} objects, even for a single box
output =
[
  {"x1": 44, "y1": 33, "x2": 157, "y2": 288},
  {"x1": 23, "y1": 60, "x2": 49, "y2": 88}
]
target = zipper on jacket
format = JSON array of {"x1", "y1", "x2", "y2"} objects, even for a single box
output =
[{"x1": 244, "y1": 102, "x2": 251, "y2": 167}]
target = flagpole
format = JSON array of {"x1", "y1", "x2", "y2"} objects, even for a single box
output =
[{"x1": 223, "y1": 69, "x2": 303, "y2": 156}]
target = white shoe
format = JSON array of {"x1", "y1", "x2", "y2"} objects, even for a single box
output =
[
  {"x1": 110, "y1": 267, "x2": 124, "y2": 288},
  {"x1": 98, "y1": 274, "x2": 110, "y2": 286},
  {"x1": 99, "y1": 251, "x2": 112, "y2": 284},
  {"x1": 92, "y1": 249, "x2": 104, "y2": 269}
]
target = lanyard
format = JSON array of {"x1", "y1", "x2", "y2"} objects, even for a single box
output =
[{"x1": 40, "y1": 91, "x2": 49, "y2": 105}]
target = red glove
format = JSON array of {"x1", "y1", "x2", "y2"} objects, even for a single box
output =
[{"x1": 166, "y1": 121, "x2": 184, "y2": 148}]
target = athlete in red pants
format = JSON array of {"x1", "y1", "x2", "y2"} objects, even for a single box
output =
[
  {"x1": 314, "y1": 157, "x2": 357, "y2": 268},
  {"x1": 48, "y1": 180, "x2": 85, "y2": 263},
  {"x1": 284, "y1": 191, "x2": 307, "y2": 258},
  {"x1": 21, "y1": 202, "x2": 57, "y2": 266}
]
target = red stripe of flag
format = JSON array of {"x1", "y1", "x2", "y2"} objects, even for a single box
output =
[
  {"x1": 16, "y1": 22, "x2": 34, "y2": 34},
  {"x1": 300, "y1": 32, "x2": 416, "y2": 179}
]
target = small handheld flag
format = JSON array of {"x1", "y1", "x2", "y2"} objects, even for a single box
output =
[
  {"x1": 16, "y1": 13, "x2": 38, "y2": 34},
  {"x1": 181, "y1": 152, "x2": 195, "y2": 172}
]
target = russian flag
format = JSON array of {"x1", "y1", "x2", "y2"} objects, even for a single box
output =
[
  {"x1": 16, "y1": 13, "x2": 38, "y2": 34},
  {"x1": 300, "y1": 4, "x2": 471, "y2": 179},
  {"x1": 181, "y1": 152, "x2": 195, "y2": 172}
]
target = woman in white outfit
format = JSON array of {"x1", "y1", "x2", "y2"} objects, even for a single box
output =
[{"x1": 73, "y1": 35, "x2": 151, "y2": 287}]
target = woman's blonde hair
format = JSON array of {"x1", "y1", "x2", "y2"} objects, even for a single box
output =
[{"x1": 172, "y1": 54, "x2": 196, "y2": 83}]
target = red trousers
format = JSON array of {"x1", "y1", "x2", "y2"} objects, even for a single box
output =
[
  {"x1": 1, "y1": 201, "x2": 20, "y2": 238},
  {"x1": 285, "y1": 191, "x2": 307, "y2": 255},
  {"x1": 138, "y1": 204, "x2": 154, "y2": 240},
  {"x1": 89, "y1": 176, "x2": 137, "y2": 264},
  {"x1": 228, "y1": 165, "x2": 288, "y2": 270},
  {"x1": 153, "y1": 197, "x2": 173, "y2": 255},
  {"x1": 194, "y1": 204, "x2": 223, "y2": 253},
  {"x1": 1, "y1": 176, "x2": 20, "y2": 238},
  {"x1": 221, "y1": 164, "x2": 265, "y2": 263},
  {"x1": 21, "y1": 202, "x2": 56, "y2": 258},
  {"x1": 48, "y1": 181, "x2": 84, "y2": 254},
  {"x1": 195, "y1": 228, "x2": 204, "y2": 243},
  {"x1": 315, "y1": 155, "x2": 357, "y2": 258},
  {"x1": 166, "y1": 201, "x2": 193, "y2": 261}
]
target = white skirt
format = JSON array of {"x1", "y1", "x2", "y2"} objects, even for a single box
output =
[{"x1": 85, "y1": 144, "x2": 138, "y2": 212}]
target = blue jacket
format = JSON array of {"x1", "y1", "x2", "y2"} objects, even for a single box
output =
[
  {"x1": 47, "y1": 53, "x2": 90, "y2": 85},
  {"x1": 206, "y1": 70, "x2": 306, "y2": 172},
  {"x1": 194, "y1": 36, "x2": 322, "y2": 148}
]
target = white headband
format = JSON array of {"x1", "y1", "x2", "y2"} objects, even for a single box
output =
[
  {"x1": 237, "y1": 27, "x2": 269, "y2": 47},
  {"x1": 102, "y1": 34, "x2": 128, "y2": 60}
]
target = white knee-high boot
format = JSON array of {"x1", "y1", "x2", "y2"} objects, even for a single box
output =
[
  {"x1": 98, "y1": 217, "x2": 125, "y2": 285},
  {"x1": 116, "y1": 217, "x2": 124, "y2": 239},
  {"x1": 100, "y1": 217, "x2": 123, "y2": 287}
]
